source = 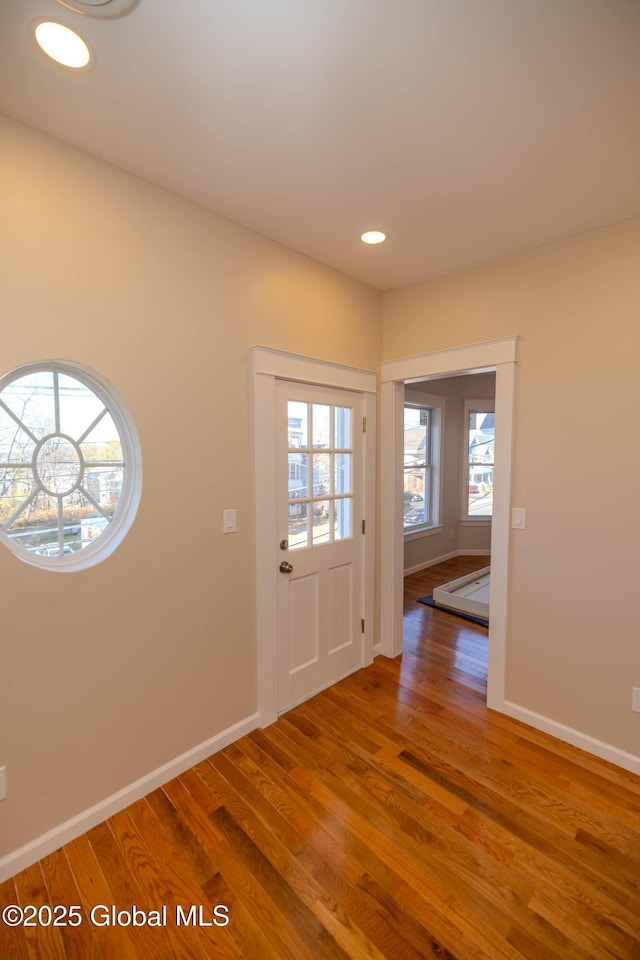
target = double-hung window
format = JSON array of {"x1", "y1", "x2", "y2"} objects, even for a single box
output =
[
  {"x1": 463, "y1": 400, "x2": 494, "y2": 521},
  {"x1": 403, "y1": 393, "x2": 444, "y2": 535}
]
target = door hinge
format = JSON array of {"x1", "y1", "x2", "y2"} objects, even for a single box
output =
[
  {"x1": 361, "y1": 618, "x2": 365, "y2": 633},
  {"x1": 361, "y1": 519, "x2": 366, "y2": 535},
  {"x1": 362, "y1": 416, "x2": 367, "y2": 433}
]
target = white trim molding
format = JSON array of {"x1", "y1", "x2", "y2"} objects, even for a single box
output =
[
  {"x1": 251, "y1": 346, "x2": 377, "y2": 728},
  {"x1": 503, "y1": 702, "x2": 640, "y2": 776},
  {"x1": 404, "y1": 550, "x2": 459, "y2": 577},
  {"x1": 379, "y1": 337, "x2": 517, "y2": 711},
  {"x1": 0, "y1": 712, "x2": 260, "y2": 884},
  {"x1": 381, "y1": 336, "x2": 517, "y2": 384}
]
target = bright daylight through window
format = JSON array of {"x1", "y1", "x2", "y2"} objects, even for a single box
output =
[
  {"x1": 0, "y1": 362, "x2": 141, "y2": 570},
  {"x1": 404, "y1": 402, "x2": 440, "y2": 532},
  {"x1": 287, "y1": 401, "x2": 353, "y2": 549},
  {"x1": 465, "y1": 403, "x2": 494, "y2": 518}
]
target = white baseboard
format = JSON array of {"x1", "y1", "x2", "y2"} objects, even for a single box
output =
[
  {"x1": 503, "y1": 701, "x2": 640, "y2": 776},
  {"x1": 404, "y1": 550, "x2": 458, "y2": 576},
  {"x1": 0, "y1": 712, "x2": 260, "y2": 884},
  {"x1": 404, "y1": 548, "x2": 491, "y2": 576}
]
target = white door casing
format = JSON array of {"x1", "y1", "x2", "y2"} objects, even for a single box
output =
[
  {"x1": 252, "y1": 347, "x2": 376, "y2": 727},
  {"x1": 379, "y1": 337, "x2": 517, "y2": 711}
]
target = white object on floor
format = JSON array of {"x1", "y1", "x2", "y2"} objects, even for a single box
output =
[{"x1": 433, "y1": 566, "x2": 490, "y2": 619}]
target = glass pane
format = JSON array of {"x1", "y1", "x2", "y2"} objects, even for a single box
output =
[
  {"x1": 312, "y1": 404, "x2": 331, "y2": 448},
  {"x1": 404, "y1": 500, "x2": 427, "y2": 527},
  {"x1": 5, "y1": 485, "x2": 57, "y2": 537},
  {"x1": 404, "y1": 406, "x2": 428, "y2": 468},
  {"x1": 6, "y1": 519, "x2": 62, "y2": 557},
  {"x1": 288, "y1": 500, "x2": 309, "y2": 549},
  {"x1": 312, "y1": 453, "x2": 331, "y2": 497},
  {"x1": 79, "y1": 413, "x2": 122, "y2": 459},
  {"x1": 335, "y1": 406, "x2": 352, "y2": 449},
  {"x1": 58, "y1": 374, "x2": 105, "y2": 441},
  {"x1": 468, "y1": 467, "x2": 493, "y2": 516},
  {"x1": 59, "y1": 491, "x2": 112, "y2": 554},
  {"x1": 0, "y1": 470, "x2": 34, "y2": 526},
  {"x1": 311, "y1": 499, "x2": 331, "y2": 544},
  {"x1": 0, "y1": 407, "x2": 36, "y2": 464},
  {"x1": 403, "y1": 466, "x2": 426, "y2": 520},
  {"x1": 468, "y1": 410, "x2": 494, "y2": 517},
  {"x1": 334, "y1": 497, "x2": 352, "y2": 540},
  {"x1": 35, "y1": 437, "x2": 82, "y2": 496},
  {"x1": 83, "y1": 466, "x2": 124, "y2": 515},
  {"x1": 288, "y1": 453, "x2": 309, "y2": 498},
  {"x1": 287, "y1": 401, "x2": 308, "y2": 448},
  {"x1": 335, "y1": 453, "x2": 352, "y2": 495},
  {"x1": 1, "y1": 372, "x2": 56, "y2": 439},
  {"x1": 468, "y1": 411, "x2": 494, "y2": 468}
]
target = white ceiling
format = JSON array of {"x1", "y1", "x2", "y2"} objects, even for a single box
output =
[{"x1": 1, "y1": 0, "x2": 639, "y2": 290}]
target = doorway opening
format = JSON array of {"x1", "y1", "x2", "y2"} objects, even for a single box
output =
[{"x1": 378, "y1": 337, "x2": 517, "y2": 713}]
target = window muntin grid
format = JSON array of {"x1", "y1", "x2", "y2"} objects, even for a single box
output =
[
  {"x1": 287, "y1": 401, "x2": 353, "y2": 550},
  {"x1": 466, "y1": 407, "x2": 494, "y2": 518},
  {"x1": 0, "y1": 362, "x2": 141, "y2": 570},
  {"x1": 403, "y1": 404, "x2": 432, "y2": 529}
]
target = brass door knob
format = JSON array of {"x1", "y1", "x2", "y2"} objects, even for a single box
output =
[{"x1": 279, "y1": 561, "x2": 293, "y2": 574}]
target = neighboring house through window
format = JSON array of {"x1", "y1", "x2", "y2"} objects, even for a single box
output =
[
  {"x1": 463, "y1": 399, "x2": 494, "y2": 521},
  {"x1": 403, "y1": 391, "x2": 444, "y2": 535}
]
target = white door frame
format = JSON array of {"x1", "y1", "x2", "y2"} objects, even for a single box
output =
[
  {"x1": 252, "y1": 346, "x2": 377, "y2": 727},
  {"x1": 379, "y1": 337, "x2": 517, "y2": 710}
]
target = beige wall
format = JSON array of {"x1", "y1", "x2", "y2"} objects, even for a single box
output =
[
  {"x1": 404, "y1": 373, "x2": 494, "y2": 572},
  {"x1": 0, "y1": 117, "x2": 381, "y2": 857},
  {"x1": 384, "y1": 217, "x2": 640, "y2": 756}
]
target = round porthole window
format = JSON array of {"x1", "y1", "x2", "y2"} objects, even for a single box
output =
[{"x1": 0, "y1": 361, "x2": 141, "y2": 571}]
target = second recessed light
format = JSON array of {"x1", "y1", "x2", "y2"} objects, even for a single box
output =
[{"x1": 360, "y1": 231, "x2": 387, "y2": 245}]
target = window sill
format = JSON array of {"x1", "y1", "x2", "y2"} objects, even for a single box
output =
[
  {"x1": 404, "y1": 524, "x2": 444, "y2": 542},
  {"x1": 460, "y1": 517, "x2": 492, "y2": 526}
]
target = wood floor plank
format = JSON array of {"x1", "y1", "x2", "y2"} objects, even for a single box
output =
[
  {"x1": 64, "y1": 834, "x2": 139, "y2": 960},
  {"x1": 4, "y1": 556, "x2": 639, "y2": 959},
  {"x1": 125, "y1": 798, "x2": 241, "y2": 960},
  {"x1": 205, "y1": 748, "x2": 425, "y2": 960},
  {"x1": 0, "y1": 878, "x2": 30, "y2": 960},
  {"x1": 39, "y1": 849, "x2": 102, "y2": 960},
  {"x1": 13, "y1": 862, "x2": 66, "y2": 960}
]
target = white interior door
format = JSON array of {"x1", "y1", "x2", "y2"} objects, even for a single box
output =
[{"x1": 276, "y1": 380, "x2": 364, "y2": 712}]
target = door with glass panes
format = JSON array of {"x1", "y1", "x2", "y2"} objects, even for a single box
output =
[{"x1": 276, "y1": 380, "x2": 364, "y2": 712}]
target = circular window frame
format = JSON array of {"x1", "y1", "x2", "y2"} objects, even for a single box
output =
[{"x1": 0, "y1": 360, "x2": 142, "y2": 572}]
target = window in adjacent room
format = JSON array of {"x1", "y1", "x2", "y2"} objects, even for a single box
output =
[
  {"x1": 403, "y1": 393, "x2": 444, "y2": 535},
  {"x1": 0, "y1": 361, "x2": 142, "y2": 571},
  {"x1": 463, "y1": 400, "x2": 494, "y2": 521}
]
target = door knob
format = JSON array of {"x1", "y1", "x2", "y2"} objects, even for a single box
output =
[{"x1": 279, "y1": 561, "x2": 293, "y2": 574}]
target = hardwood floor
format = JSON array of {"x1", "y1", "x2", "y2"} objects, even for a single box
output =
[{"x1": 3, "y1": 556, "x2": 640, "y2": 958}]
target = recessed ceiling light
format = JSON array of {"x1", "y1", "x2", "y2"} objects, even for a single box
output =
[
  {"x1": 54, "y1": 0, "x2": 140, "y2": 19},
  {"x1": 360, "y1": 231, "x2": 387, "y2": 245},
  {"x1": 34, "y1": 20, "x2": 92, "y2": 69}
]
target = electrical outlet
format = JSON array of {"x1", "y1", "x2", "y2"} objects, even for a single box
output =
[
  {"x1": 632, "y1": 688, "x2": 640, "y2": 713},
  {"x1": 0, "y1": 766, "x2": 6, "y2": 801}
]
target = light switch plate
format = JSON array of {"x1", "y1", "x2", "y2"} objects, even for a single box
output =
[
  {"x1": 511, "y1": 507, "x2": 527, "y2": 530},
  {"x1": 223, "y1": 509, "x2": 237, "y2": 534}
]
